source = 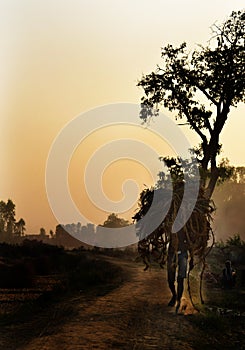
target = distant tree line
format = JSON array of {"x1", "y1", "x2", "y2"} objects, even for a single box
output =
[
  {"x1": 0, "y1": 199, "x2": 26, "y2": 241},
  {"x1": 56, "y1": 213, "x2": 131, "y2": 248},
  {"x1": 213, "y1": 166, "x2": 245, "y2": 239},
  {"x1": 1, "y1": 166, "x2": 244, "y2": 247},
  {"x1": 0, "y1": 205, "x2": 132, "y2": 249}
]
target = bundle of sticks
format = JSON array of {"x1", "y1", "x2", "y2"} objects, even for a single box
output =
[{"x1": 133, "y1": 183, "x2": 215, "y2": 305}]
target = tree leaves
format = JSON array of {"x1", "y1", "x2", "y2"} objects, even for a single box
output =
[{"x1": 137, "y1": 10, "x2": 245, "y2": 198}]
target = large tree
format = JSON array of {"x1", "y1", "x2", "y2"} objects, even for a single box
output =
[
  {"x1": 134, "y1": 12, "x2": 245, "y2": 304},
  {"x1": 138, "y1": 10, "x2": 245, "y2": 199}
]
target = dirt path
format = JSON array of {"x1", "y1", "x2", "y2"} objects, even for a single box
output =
[{"x1": 7, "y1": 258, "x2": 201, "y2": 350}]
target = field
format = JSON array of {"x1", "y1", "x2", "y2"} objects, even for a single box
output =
[{"x1": 0, "y1": 241, "x2": 244, "y2": 349}]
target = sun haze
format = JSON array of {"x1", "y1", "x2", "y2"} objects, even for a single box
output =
[{"x1": 1, "y1": 0, "x2": 244, "y2": 233}]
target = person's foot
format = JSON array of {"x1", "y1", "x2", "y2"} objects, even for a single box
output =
[
  {"x1": 175, "y1": 300, "x2": 181, "y2": 314},
  {"x1": 168, "y1": 295, "x2": 176, "y2": 307}
]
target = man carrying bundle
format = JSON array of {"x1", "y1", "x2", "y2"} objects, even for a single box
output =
[{"x1": 167, "y1": 228, "x2": 193, "y2": 312}]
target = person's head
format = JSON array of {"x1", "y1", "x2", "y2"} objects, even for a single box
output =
[{"x1": 225, "y1": 260, "x2": 231, "y2": 269}]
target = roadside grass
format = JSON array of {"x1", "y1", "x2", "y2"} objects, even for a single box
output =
[
  {"x1": 0, "y1": 242, "x2": 125, "y2": 326},
  {"x1": 185, "y1": 246, "x2": 245, "y2": 349}
]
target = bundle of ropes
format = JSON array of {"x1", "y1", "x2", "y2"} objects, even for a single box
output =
[{"x1": 132, "y1": 181, "x2": 215, "y2": 308}]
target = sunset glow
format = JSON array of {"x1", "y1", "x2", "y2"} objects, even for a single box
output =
[{"x1": 1, "y1": 0, "x2": 244, "y2": 233}]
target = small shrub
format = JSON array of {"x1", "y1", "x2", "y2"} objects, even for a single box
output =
[{"x1": 226, "y1": 234, "x2": 244, "y2": 247}]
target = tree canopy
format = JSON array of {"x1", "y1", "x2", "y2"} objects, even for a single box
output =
[
  {"x1": 138, "y1": 10, "x2": 245, "y2": 199},
  {"x1": 102, "y1": 213, "x2": 130, "y2": 228}
]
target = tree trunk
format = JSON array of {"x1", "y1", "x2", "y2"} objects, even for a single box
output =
[{"x1": 205, "y1": 167, "x2": 219, "y2": 200}]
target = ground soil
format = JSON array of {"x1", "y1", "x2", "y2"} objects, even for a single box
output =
[{"x1": 0, "y1": 256, "x2": 244, "y2": 350}]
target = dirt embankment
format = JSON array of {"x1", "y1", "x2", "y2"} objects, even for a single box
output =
[{"x1": 0, "y1": 257, "x2": 244, "y2": 350}]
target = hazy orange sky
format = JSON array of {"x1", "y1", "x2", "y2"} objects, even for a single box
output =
[{"x1": 1, "y1": 1, "x2": 244, "y2": 233}]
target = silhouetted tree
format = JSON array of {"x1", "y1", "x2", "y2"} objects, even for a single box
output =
[
  {"x1": 0, "y1": 201, "x2": 5, "y2": 233},
  {"x1": 0, "y1": 199, "x2": 16, "y2": 237},
  {"x1": 226, "y1": 233, "x2": 244, "y2": 247},
  {"x1": 102, "y1": 213, "x2": 130, "y2": 228},
  {"x1": 138, "y1": 10, "x2": 245, "y2": 199},
  {"x1": 0, "y1": 199, "x2": 26, "y2": 242},
  {"x1": 213, "y1": 166, "x2": 245, "y2": 239},
  {"x1": 77, "y1": 222, "x2": 82, "y2": 234},
  {"x1": 135, "y1": 12, "x2": 244, "y2": 306},
  {"x1": 15, "y1": 218, "x2": 26, "y2": 236},
  {"x1": 39, "y1": 227, "x2": 46, "y2": 237},
  {"x1": 5, "y1": 199, "x2": 16, "y2": 235},
  {"x1": 230, "y1": 166, "x2": 245, "y2": 184}
]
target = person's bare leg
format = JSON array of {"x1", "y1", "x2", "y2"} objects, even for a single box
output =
[
  {"x1": 167, "y1": 252, "x2": 177, "y2": 307},
  {"x1": 167, "y1": 260, "x2": 176, "y2": 306},
  {"x1": 175, "y1": 277, "x2": 184, "y2": 313},
  {"x1": 168, "y1": 280, "x2": 176, "y2": 306}
]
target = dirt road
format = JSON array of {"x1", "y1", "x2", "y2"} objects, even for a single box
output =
[{"x1": 1, "y1": 257, "x2": 243, "y2": 349}]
